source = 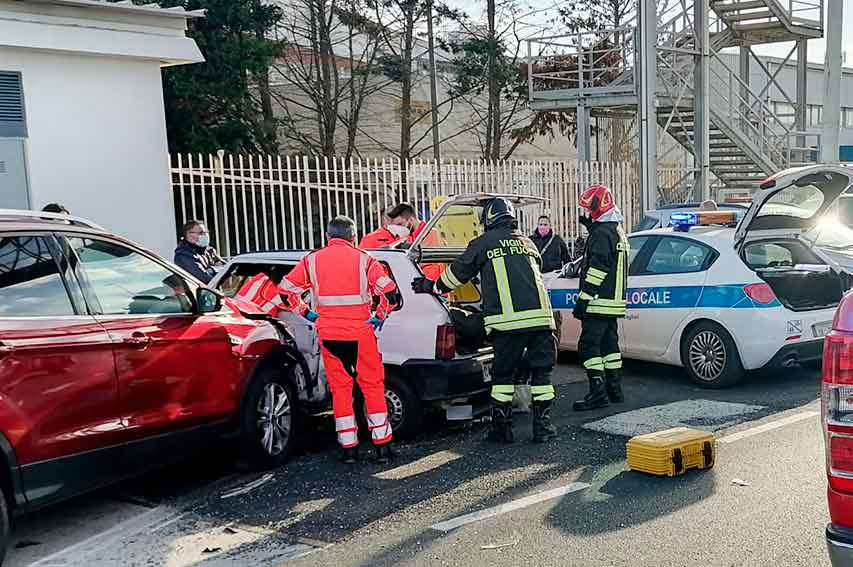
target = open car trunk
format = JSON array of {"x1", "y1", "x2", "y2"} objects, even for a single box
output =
[{"x1": 742, "y1": 238, "x2": 848, "y2": 311}]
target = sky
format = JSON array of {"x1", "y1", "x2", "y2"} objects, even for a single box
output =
[{"x1": 441, "y1": 0, "x2": 853, "y2": 66}]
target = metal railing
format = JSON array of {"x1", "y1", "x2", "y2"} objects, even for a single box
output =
[
  {"x1": 778, "y1": 0, "x2": 824, "y2": 27},
  {"x1": 171, "y1": 154, "x2": 694, "y2": 256}
]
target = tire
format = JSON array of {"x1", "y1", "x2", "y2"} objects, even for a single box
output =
[
  {"x1": 384, "y1": 373, "x2": 423, "y2": 440},
  {"x1": 681, "y1": 321, "x2": 745, "y2": 388},
  {"x1": 239, "y1": 366, "x2": 300, "y2": 470},
  {"x1": 0, "y1": 484, "x2": 9, "y2": 566}
]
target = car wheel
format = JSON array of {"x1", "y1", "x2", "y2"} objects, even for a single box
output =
[
  {"x1": 681, "y1": 321, "x2": 744, "y2": 388},
  {"x1": 239, "y1": 366, "x2": 300, "y2": 470},
  {"x1": 384, "y1": 373, "x2": 423, "y2": 440}
]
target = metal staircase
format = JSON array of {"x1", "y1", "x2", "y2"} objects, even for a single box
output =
[{"x1": 527, "y1": 0, "x2": 824, "y2": 200}]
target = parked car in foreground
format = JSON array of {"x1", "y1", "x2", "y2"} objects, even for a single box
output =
[
  {"x1": 0, "y1": 210, "x2": 303, "y2": 564},
  {"x1": 547, "y1": 164, "x2": 853, "y2": 388},
  {"x1": 823, "y1": 296, "x2": 853, "y2": 567}
]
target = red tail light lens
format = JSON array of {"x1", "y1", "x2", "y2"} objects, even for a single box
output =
[
  {"x1": 824, "y1": 335, "x2": 853, "y2": 385},
  {"x1": 743, "y1": 283, "x2": 776, "y2": 305},
  {"x1": 829, "y1": 435, "x2": 853, "y2": 493},
  {"x1": 436, "y1": 324, "x2": 455, "y2": 360}
]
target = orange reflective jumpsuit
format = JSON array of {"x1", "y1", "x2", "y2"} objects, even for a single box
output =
[
  {"x1": 278, "y1": 239, "x2": 398, "y2": 448},
  {"x1": 235, "y1": 273, "x2": 284, "y2": 316},
  {"x1": 359, "y1": 227, "x2": 403, "y2": 249}
]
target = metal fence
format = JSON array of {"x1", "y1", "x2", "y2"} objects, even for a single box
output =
[{"x1": 171, "y1": 153, "x2": 689, "y2": 257}]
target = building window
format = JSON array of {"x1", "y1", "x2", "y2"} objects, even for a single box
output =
[
  {"x1": 0, "y1": 72, "x2": 26, "y2": 138},
  {"x1": 844, "y1": 108, "x2": 853, "y2": 129},
  {"x1": 773, "y1": 102, "x2": 795, "y2": 127},
  {"x1": 808, "y1": 104, "x2": 823, "y2": 127}
]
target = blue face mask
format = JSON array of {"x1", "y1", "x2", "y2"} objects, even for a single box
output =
[{"x1": 197, "y1": 234, "x2": 211, "y2": 248}]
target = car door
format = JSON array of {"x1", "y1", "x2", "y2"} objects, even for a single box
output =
[
  {"x1": 63, "y1": 235, "x2": 239, "y2": 441},
  {"x1": 0, "y1": 234, "x2": 123, "y2": 505},
  {"x1": 622, "y1": 235, "x2": 717, "y2": 358}
]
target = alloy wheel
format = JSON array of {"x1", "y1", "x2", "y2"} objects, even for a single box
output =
[{"x1": 257, "y1": 383, "x2": 292, "y2": 456}]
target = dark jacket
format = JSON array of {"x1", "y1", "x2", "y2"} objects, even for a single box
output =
[
  {"x1": 435, "y1": 220, "x2": 555, "y2": 333},
  {"x1": 578, "y1": 222, "x2": 628, "y2": 317},
  {"x1": 530, "y1": 230, "x2": 570, "y2": 273},
  {"x1": 174, "y1": 240, "x2": 222, "y2": 284}
]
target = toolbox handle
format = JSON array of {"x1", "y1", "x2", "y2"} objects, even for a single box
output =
[
  {"x1": 702, "y1": 441, "x2": 713, "y2": 468},
  {"x1": 672, "y1": 448, "x2": 684, "y2": 474}
]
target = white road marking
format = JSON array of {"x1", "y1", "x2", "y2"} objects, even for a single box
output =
[
  {"x1": 220, "y1": 472, "x2": 275, "y2": 499},
  {"x1": 29, "y1": 506, "x2": 179, "y2": 566},
  {"x1": 430, "y1": 482, "x2": 590, "y2": 533},
  {"x1": 717, "y1": 410, "x2": 820, "y2": 444},
  {"x1": 584, "y1": 400, "x2": 764, "y2": 437}
]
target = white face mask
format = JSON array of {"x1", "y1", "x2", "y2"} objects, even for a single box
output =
[{"x1": 387, "y1": 224, "x2": 411, "y2": 238}]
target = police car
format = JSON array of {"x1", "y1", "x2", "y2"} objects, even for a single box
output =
[{"x1": 546, "y1": 164, "x2": 853, "y2": 388}]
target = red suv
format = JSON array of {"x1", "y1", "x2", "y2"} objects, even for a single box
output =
[
  {"x1": 0, "y1": 210, "x2": 303, "y2": 563},
  {"x1": 822, "y1": 295, "x2": 853, "y2": 566}
]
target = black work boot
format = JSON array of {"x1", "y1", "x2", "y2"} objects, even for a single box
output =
[
  {"x1": 572, "y1": 373, "x2": 609, "y2": 412},
  {"x1": 605, "y1": 369, "x2": 624, "y2": 403},
  {"x1": 339, "y1": 446, "x2": 359, "y2": 464},
  {"x1": 487, "y1": 402, "x2": 515, "y2": 444},
  {"x1": 532, "y1": 400, "x2": 558, "y2": 443},
  {"x1": 374, "y1": 444, "x2": 395, "y2": 464}
]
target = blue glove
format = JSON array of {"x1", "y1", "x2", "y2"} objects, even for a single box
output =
[
  {"x1": 366, "y1": 315, "x2": 385, "y2": 331},
  {"x1": 303, "y1": 309, "x2": 320, "y2": 323}
]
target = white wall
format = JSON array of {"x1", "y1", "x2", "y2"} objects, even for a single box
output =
[{"x1": 0, "y1": 48, "x2": 177, "y2": 258}]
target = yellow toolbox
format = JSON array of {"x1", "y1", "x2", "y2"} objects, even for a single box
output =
[{"x1": 626, "y1": 427, "x2": 716, "y2": 477}]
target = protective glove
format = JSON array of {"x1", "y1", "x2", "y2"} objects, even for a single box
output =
[
  {"x1": 303, "y1": 309, "x2": 320, "y2": 323},
  {"x1": 411, "y1": 277, "x2": 436, "y2": 294},
  {"x1": 365, "y1": 315, "x2": 385, "y2": 331},
  {"x1": 578, "y1": 215, "x2": 593, "y2": 231},
  {"x1": 572, "y1": 298, "x2": 588, "y2": 321}
]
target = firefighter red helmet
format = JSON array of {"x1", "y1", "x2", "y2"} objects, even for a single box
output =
[{"x1": 579, "y1": 184, "x2": 615, "y2": 220}]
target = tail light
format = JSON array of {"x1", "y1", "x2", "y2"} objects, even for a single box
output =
[
  {"x1": 436, "y1": 324, "x2": 456, "y2": 360},
  {"x1": 823, "y1": 333, "x2": 853, "y2": 493},
  {"x1": 743, "y1": 283, "x2": 776, "y2": 305}
]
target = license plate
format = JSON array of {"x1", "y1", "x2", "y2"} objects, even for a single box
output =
[
  {"x1": 481, "y1": 362, "x2": 492, "y2": 383},
  {"x1": 813, "y1": 322, "x2": 832, "y2": 338}
]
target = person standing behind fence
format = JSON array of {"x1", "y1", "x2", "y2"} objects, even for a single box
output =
[
  {"x1": 530, "y1": 215, "x2": 570, "y2": 273},
  {"x1": 174, "y1": 220, "x2": 225, "y2": 284},
  {"x1": 360, "y1": 209, "x2": 409, "y2": 249}
]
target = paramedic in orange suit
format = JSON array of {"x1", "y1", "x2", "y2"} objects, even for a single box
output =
[
  {"x1": 235, "y1": 269, "x2": 286, "y2": 316},
  {"x1": 278, "y1": 216, "x2": 400, "y2": 464},
  {"x1": 387, "y1": 202, "x2": 444, "y2": 280}
]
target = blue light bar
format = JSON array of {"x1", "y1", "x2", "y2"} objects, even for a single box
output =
[{"x1": 670, "y1": 212, "x2": 698, "y2": 232}]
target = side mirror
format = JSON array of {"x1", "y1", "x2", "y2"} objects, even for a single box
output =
[{"x1": 197, "y1": 287, "x2": 223, "y2": 314}]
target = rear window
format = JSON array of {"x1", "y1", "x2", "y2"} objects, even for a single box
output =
[
  {"x1": 634, "y1": 215, "x2": 660, "y2": 232},
  {"x1": 758, "y1": 184, "x2": 825, "y2": 220}
]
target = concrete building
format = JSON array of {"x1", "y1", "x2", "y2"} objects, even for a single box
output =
[{"x1": 0, "y1": 0, "x2": 203, "y2": 256}]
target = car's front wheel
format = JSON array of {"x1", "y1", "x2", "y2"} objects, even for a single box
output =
[
  {"x1": 239, "y1": 366, "x2": 299, "y2": 469},
  {"x1": 681, "y1": 321, "x2": 745, "y2": 388}
]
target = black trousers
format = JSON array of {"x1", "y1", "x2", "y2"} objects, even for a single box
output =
[
  {"x1": 577, "y1": 316, "x2": 621, "y2": 375},
  {"x1": 490, "y1": 330, "x2": 556, "y2": 404}
]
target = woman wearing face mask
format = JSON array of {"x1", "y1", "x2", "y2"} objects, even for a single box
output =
[
  {"x1": 174, "y1": 219, "x2": 225, "y2": 284},
  {"x1": 530, "y1": 215, "x2": 570, "y2": 273}
]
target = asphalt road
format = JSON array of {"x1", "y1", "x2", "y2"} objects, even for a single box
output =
[{"x1": 7, "y1": 358, "x2": 829, "y2": 567}]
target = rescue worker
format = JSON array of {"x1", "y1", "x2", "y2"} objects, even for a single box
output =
[
  {"x1": 572, "y1": 184, "x2": 629, "y2": 411},
  {"x1": 278, "y1": 216, "x2": 399, "y2": 464},
  {"x1": 411, "y1": 198, "x2": 557, "y2": 444},
  {"x1": 359, "y1": 209, "x2": 409, "y2": 248},
  {"x1": 235, "y1": 267, "x2": 286, "y2": 316},
  {"x1": 388, "y1": 203, "x2": 444, "y2": 280}
]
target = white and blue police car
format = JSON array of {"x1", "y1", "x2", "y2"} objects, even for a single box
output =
[{"x1": 546, "y1": 164, "x2": 853, "y2": 388}]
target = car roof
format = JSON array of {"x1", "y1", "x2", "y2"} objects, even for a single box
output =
[
  {"x1": 652, "y1": 203, "x2": 749, "y2": 212},
  {"x1": 629, "y1": 225, "x2": 734, "y2": 246}
]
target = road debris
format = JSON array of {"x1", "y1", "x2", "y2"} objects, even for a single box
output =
[
  {"x1": 731, "y1": 478, "x2": 751, "y2": 487},
  {"x1": 480, "y1": 541, "x2": 518, "y2": 550},
  {"x1": 202, "y1": 547, "x2": 222, "y2": 554}
]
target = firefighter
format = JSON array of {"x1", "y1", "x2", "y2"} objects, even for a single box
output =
[
  {"x1": 411, "y1": 198, "x2": 557, "y2": 444},
  {"x1": 572, "y1": 184, "x2": 629, "y2": 412},
  {"x1": 278, "y1": 216, "x2": 400, "y2": 464}
]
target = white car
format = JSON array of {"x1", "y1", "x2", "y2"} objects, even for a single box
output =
[{"x1": 547, "y1": 164, "x2": 853, "y2": 387}]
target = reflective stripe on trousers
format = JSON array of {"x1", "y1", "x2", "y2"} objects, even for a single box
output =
[
  {"x1": 335, "y1": 416, "x2": 359, "y2": 448},
  {"x1": 367, "y1": 412, "x2": 392, "y2": 445}
]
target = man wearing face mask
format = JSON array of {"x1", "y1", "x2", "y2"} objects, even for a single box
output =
[
  {"x1": 174, "y1": 220, "x2": 225, "y2": 284},
  {"x1": 387, "y1": 202, "x2": 445, "y2": 280},
  {"x1": 530, "y1": 215, "x2": 571, "y2": 273},
  {"x1": 359, "y1": 210, "x2": 409, "y2": 248}
]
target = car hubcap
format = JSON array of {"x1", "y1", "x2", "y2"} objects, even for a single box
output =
[
  {"x1": 385, "y1": 388, "x2": 405, "y2": 430},
  {"x1": 689, "y1": 331, "x2": 726, "y2": 381},
  {"x1": 257, "y1": 383, "x2": 291, "y2": 456}
]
